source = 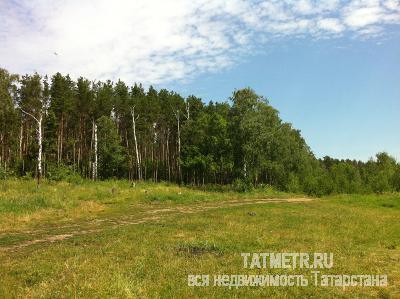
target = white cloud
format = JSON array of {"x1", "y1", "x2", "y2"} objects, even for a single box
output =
[
  {"x1": 0, "y1": 0, "x2": 399, "y2": 84},
  {"x1": 383, "y1": 0, "x2": 400, "y2": 10},
  {"x1": 294, "y1": 0, "x2": 315, "y2": 14},
  {"x1": 343, "y1": 0, "x2": 400, "y2": 29},
  {"x1": 345, "y1": 6, "x2": 385, "y2": 28},
  {"x1": 318, "y1": 18, "x2": 345, "y2": 33}
]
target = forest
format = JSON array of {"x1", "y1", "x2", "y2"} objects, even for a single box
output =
[{"x1": 0, "y1": 67, "x2": 399, "y2": 195}]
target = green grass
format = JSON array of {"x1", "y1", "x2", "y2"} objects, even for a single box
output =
[
  {"x1": 0, "y1": 180, "x2": 399, "y2": 298},
  {"x1": 0, "y1": 179, "x2": 291, "y2": 233}
]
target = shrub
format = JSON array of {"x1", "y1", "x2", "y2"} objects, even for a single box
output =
[
  {"x1": 232, "y1": 178, "x2": 253, "y2": 193},
  {"x1": 22, "y1": 171, "x2": 34, "y2": 180},
  {"x1": 286, "y1": 173, "x2": 301, "y2": 193},
  {"x1": 0, "y1": 166, "x2": 6, "y2": 180},
  {"x1": 302, "y1": 176, "x2": 325, "y2": 197},
  {"x1": 46, "y1": 164, "x2": 83, "y2": 184}
]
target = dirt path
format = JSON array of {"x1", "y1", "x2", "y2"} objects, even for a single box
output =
[{"x1": 0, "y1": 197, "x2": 312, "y2": 252}]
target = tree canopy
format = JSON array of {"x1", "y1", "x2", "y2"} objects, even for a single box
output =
[{"x1": 0, "y1": 67, "x2": 399, "y2": 195}]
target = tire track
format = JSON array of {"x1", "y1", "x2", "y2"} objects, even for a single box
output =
[{"x1": 0, "y1": 197, "x2": 312, "y2": 252}]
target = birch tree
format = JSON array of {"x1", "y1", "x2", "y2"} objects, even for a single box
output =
[
  {"x1": 5, "y1": 66, "x2": 400, "y2": 195},
  {"x1": 18, "y1": 74, "x2": 47, "y2": 185},
  {"x1": 131, "y1": 106, "x2": 142, "y2": 180},
  {"x1": 92, "y1": 119, "x2": 98, "y2": 180},
  {"x1": 174, "y1": 109, "x2": 182, "y2": 183}
]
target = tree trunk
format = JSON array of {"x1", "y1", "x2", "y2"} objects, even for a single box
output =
[
  {"x1": 166, "y1": 128, "x2": 170, "y2": 181},
  {"x1": 20, "y1": 109, "x2": 43, "y2": 185},
  {"x1": 131, "y1": 107, "x2": 142, "y2": 180},
  {"x1": 176, "y1": 111, "x2": 182, "y2": 183},
  {"x1": 92, "y1": 120, "x2": 98, "y2": 180},
  {"x1": 19, "y1": 121, "x2": 23, "y2": 159},
  {"x1": 60, "y1": 113, "x2": 64, "y2": 165},
  {"x1": 37, "y1": 114, "x2": 43, "y2": 185}
]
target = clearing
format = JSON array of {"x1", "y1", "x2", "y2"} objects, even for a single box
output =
[{"x1": 0, "y1": 180, "x2": 399, "y2": 298}]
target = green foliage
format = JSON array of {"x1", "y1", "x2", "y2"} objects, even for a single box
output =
[
  {"x1": 0, "y1": 69, "x2": 19, "y2": 168},
  {"x1": 303, "y1": 175, "x2": 322, "y2": 196},
  {"x1": 330, "y1": 163, "x2": 362, "y2": 193},
  {"x1": 393, "y1": 167, "x2": 400, "y2": 191},
  {"x1": 0, "y1": 166, "x2": 6, "y2": 180},
  {"x1": 286, "y1": 173, "x2": 301, "y2": 193},
  {"x1": 232, "y1": 178, "x2": 253, "y2": 193},
  {"x1": 46, "y1": 164, "x2": 83, "y2": 184},
  {"x1": 1, "y1": 67, "x2": 399, "y2": 195},
  {"x1": 22, "y1": 171, "x2": 34, "y2": 180},
  {"x1": 0, "y1": 165, "x2": 14, "y2": 180},
  {"x1": 97, "y1": 116, "x2": 127, "y2": 179}
]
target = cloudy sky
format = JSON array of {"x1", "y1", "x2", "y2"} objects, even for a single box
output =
[{"x1": 1, "y1": 0, "x2": 399, "y2": 160}]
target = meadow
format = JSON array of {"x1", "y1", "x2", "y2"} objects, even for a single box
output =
[{"x1": 0, "y1": 179, "x2": 399, "y2": 298}]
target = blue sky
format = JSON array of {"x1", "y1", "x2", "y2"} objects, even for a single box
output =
[
  {"x1": 166, "y1": 35, "x2": 400, "y2": 161},
  {"x1": 1, "y1": 0, "x2": 399, "y2": 161}
]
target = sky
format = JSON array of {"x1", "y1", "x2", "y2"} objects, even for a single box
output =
[{"x1": 1, "y1": 0, "x2": 399, "y2": 161}]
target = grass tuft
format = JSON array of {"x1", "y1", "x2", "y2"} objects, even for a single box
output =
[{"x1": 176, "y1": 241, "x2": 224, "y2": 256}]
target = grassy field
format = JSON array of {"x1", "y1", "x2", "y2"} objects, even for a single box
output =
[{"x1": 0, "y1": 179, "x2": 399, "y2": 298}]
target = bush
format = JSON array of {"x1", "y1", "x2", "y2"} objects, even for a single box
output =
[
  {"x1": 302, "y1": 176, "x2": 326, "y2": 197},
  {"x1": 0, "y1": 166, "x2": 6, "y2": 180},
  {"x1": 286, "y1": 173, "x2": 301, "y2": 193},
  {"x1": 46, "y1": 164, "x2": 83, "y2": 184},
  {"x1": 232, "y1": 178, "x2": 253, "y2": 193},
  {"x1": 393, "y1": 168, "x2": 400, "y2": 191},
  {"x1": 22, "y1": 171, "x2": 34, "y2": 180}
]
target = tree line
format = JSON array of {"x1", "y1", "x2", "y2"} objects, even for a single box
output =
[{"x1": 0, "y1": 68, "x2": 399, "y2": 195}]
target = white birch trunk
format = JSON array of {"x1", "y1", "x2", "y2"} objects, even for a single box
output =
[
  {"x1": 131, "y1": 107, "x2": 141, "y2": 180},
  {"x1": 176, "y1": 111, "x2": 181, "y2": 182},
  {"x1": 20, "y1": 109, "x2": 43, "y2": 185},
  {"x1": 166, "y1": 128, "x2": 170, "y2": 181},
  {"x1": 92, "y1": 120, "x2": 98, "y2": 180},
  {"x1": 19, "y1": 121, "x2": 23, "y2": 159},
  {"x1": 37, "y1": 114, "x2": 43, "y2": 182},
  {"x1": 185, "y1": 99, "x2": 190, "y2": 120}
]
